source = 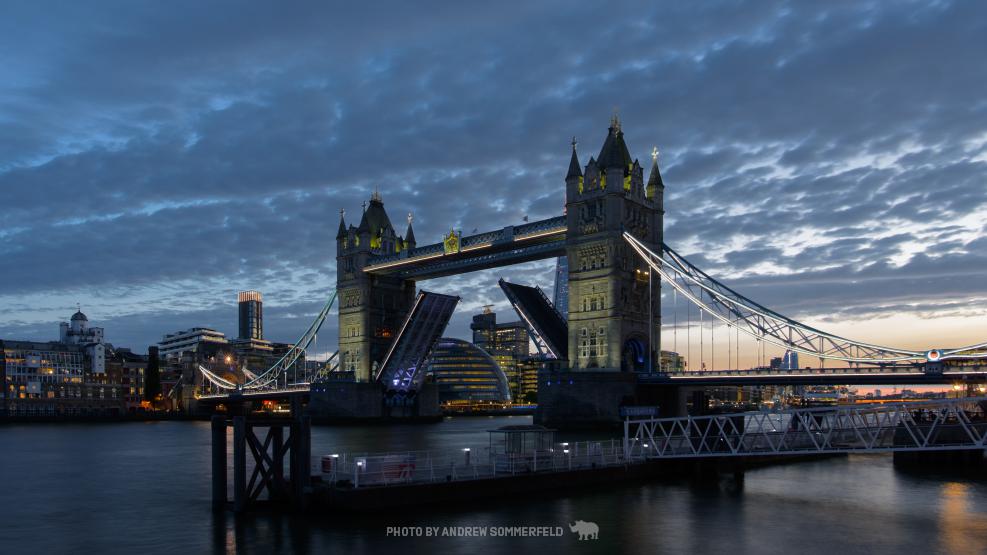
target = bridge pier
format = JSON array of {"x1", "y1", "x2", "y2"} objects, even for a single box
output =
[
  {"x1": 535, "y1": 370, "x2": 637, "y2": 429},
  {"x1": 211, "y1": 415, "x2": 227, "y2": 511},
  {"x1": 211, "y1": 414, "x2": 312, "y2": 513}
]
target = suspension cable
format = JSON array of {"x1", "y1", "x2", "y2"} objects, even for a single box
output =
[
  {"x1": 673, "y1": 287, "x2": 678, "y2": 354},
  {"x1": 700, "y1": 306, "x2": 704, "y2": 371}
]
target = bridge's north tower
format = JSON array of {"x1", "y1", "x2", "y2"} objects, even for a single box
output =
[
  {"x1": 564, "y1": 117, "x2": 664, "y2": 372},
  {"x1": 336, "y1": 192, "x2": 417, "y2": 382}
]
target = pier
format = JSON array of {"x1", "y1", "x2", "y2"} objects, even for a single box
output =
[{"x1": 211, "y1": 397, "x2": 987, "y2": 513}]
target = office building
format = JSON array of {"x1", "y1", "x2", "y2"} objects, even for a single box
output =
[
  {"x1": 426, "y1": 338, "x2": 511, "y2": 403},
  {"x1": 238, "y1": 290, "x2": 263, "y2": 341},
  {"x1": 471, "y1": 308, "x2": 531, "y2": 400},
  {"x1": 158, "y1": 327, "x2": 230, "y2": 360}
]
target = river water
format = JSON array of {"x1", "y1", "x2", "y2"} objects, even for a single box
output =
[{"x1": 2, "y1": 417, "x2": 987, "y2": 554}]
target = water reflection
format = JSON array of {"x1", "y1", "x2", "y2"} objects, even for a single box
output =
[
  {"x1": 2, "y1": 420, "x2": 987, "y2": 554},
  {"x1": 939, "y1": 481, "x2": 987, "y2": 555}
]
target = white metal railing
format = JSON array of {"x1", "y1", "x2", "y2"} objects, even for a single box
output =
[
  {"x1": 624, "y1": 397, "x2": 987, "y2": 460},
  {"x1": 316, "y1": 399, "x2": 987, "y2": 490},
  {"x1": 319, "y1": 440, "x2": 626, "y2": 488}
]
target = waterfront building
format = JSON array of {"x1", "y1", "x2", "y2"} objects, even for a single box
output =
[
  {"x1": 104, "y1": 348, "x2": 147, "y2": 412},
  {"x1": 660, "y1": 350, "x2": 685, "y2": 373},
  {"x1": 231, "y1": 338, "x2": 300, "y2": 380},
  {"x1": 158, "y1": 327, "x2": 237, "y2": 399},
  {"x1": 471, "y1": 308, "x2": 531, "y2": 400},
  {"x1": 426, "y1": 338, "x2": 512, "y2": 402},
  {"x1": 158, "y1": 327, "x2": 230, "y2": 360},
  {"x1": 159, "y1": 293, "x2": 303, "y2": 399},
  {"x1": 1, "y1": 310, "x2": 139, "y2": 417},
  {"x1": 59, "y1": 310, "x2": 106, "y2": 374}
]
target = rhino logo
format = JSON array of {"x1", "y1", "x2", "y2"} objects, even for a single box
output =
[{"x1": 568, "y1": 520, "x2": 599, "y2": 540}]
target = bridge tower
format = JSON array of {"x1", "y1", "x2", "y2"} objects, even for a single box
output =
[
  {"x1": 564, "y1": 117, "x2": 664, "y2": 372},
  {"x1": 336, "y1": 192, "x2": 417, "y2": 382}
]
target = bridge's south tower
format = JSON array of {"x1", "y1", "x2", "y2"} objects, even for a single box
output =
[
  {"x1": 564, "y1": 118, "x2": 664, "y2": 372},
  {"x1": 336, "y1": 192, "x2": 417, "y2": 382}
]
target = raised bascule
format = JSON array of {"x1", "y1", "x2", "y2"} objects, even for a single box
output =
[{"x1": 197, "y1": 117, "x2": 987, "y2": 426}]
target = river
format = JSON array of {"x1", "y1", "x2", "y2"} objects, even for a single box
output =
[{"x1": 2, "y1": 417, "x2": 986, "y2": 554}]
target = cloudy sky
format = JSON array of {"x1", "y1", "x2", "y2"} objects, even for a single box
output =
[{"x1": 2, "y1": 1, "x2": 986, "y2": 368}]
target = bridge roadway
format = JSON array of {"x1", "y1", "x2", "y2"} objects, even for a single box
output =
[
  {"x1": 646, "y1": 363, "x2": 987, "y2": 386},
  {"x1": 197, "y1": 364, "x2": 987, "y2": 404}
]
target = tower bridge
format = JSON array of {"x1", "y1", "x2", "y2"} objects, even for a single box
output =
[{"x1": 196, "y1": 117, "x2": 987, "y2": 426}]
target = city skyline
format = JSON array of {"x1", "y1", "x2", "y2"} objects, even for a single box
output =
[{"x1": 3, "y1": 1, "x2": 987, "y2": 361}]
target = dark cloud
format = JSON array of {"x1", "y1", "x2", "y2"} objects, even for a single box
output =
[{"x1": 2, "y1": 0, "x2": 987, "y2": 352}]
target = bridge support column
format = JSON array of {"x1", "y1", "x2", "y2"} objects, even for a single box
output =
[
  {"x1": 233, "y1": 416, "x2": 246, "y2": 512},
  {"x1": 211, "y1": 415, "x2": 227, "y2": 511},
  {"x1": 690, "y1": 390, "x2": 709, "y2": 416},
  {"x1": 215, "y1": 416, "x2": 310, "y2": 513},
  {"x1": 535, "y1": 370, "x2": 637, "y2": 429},
  {"x1": 290, "y1": 416, "x2": 311, "y2": 509},
  {"x1": 271, "y1": 426, "x2": 284, "y2": 501}
]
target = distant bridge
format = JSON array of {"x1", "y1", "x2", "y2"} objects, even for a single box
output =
[
  {"x1": 644, "y1": 364, "x2": 987, "y2": 386},
  {"x1": 624, "y1": 396, "x2": 987, "y2": 460}
]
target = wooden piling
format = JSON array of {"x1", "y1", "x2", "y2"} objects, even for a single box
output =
[
  {"x1": 271, "y1": 426, "x2": 284, "y2": 500},
  {"x1": 233, "y1": 416, "x2": 246, "y2": 512},
  {"x1": 211, "y1": 415, "x2": 227, "y2": 511}
]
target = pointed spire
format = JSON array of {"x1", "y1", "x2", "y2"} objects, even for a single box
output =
[
  {"x1": 647, "y1": 146, "x2": 665, "y2": 198},
  {"x1": 336, "y1": 208, "x2": 347, "y2": 239},
  {"x1": 357, "y1": 203, "x2": 370, "y2": 233},
  {"x1": 598, "y1": 117, "x2": 632, "y2": 170},
  {"x1": 566, "y1": 136, "x2": 582, "y2": 179},
  {"x1": 405, "y1": 212, "x2": 416, "y2": 246}
]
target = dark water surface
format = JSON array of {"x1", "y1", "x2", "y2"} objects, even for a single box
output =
[{"x1": 2, "y1": 417, "x2": 987, "y2": 554}]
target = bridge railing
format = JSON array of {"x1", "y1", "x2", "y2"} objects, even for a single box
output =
[
  {"x1": 624, "y1": 397, "x2": 987, "y2": 460},
  {"x1": 319, "y1": 439, "x2": 626, "y2": 488}
]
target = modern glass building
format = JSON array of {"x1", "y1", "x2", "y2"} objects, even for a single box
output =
[
  {"x1": 426, "y1": 338, "x2": 512, "y2": 403},
  {"x1": 238, "y1": 290, "x2": 264, "y2": 341},
  {"x1": 470, "y1": 309, "x2": 530, "y2": 399}
]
